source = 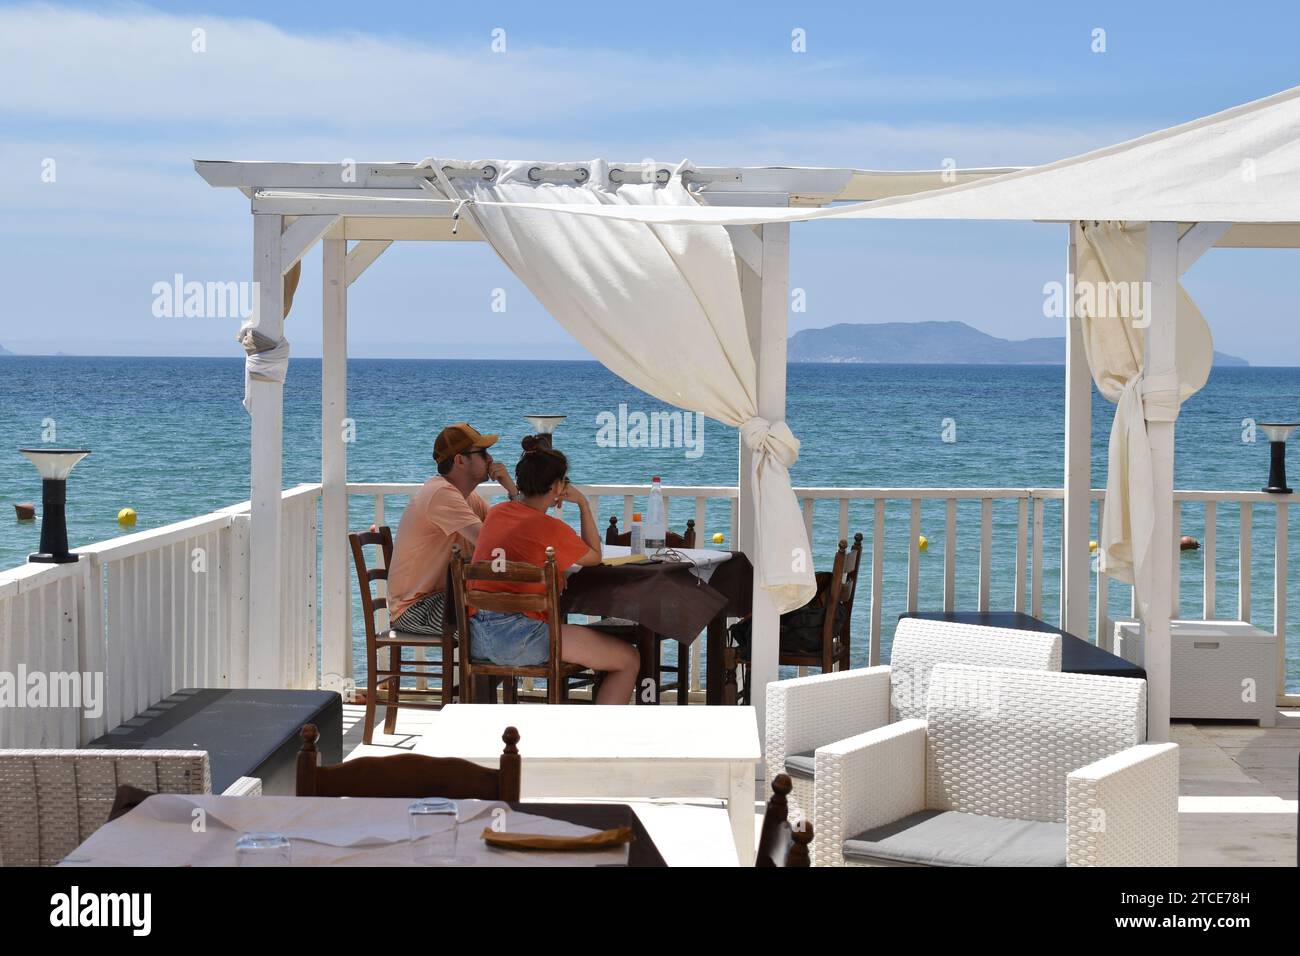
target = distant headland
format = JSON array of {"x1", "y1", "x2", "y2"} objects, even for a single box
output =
[{"x1": 788, "y1": 321, "x2": 1249, "y2": 366}]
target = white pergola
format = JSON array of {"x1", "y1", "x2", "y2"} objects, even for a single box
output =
[
  {"x1": 196, "y1": 85, "x2": 1300, "y2": 736},
  {"x1": 194, "y1": 159, "x2": 1028, "y2": 726}
]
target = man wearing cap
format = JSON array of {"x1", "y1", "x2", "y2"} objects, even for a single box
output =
[{"x1": 387, "y1": 424, "x2": 520, "y2": 636}]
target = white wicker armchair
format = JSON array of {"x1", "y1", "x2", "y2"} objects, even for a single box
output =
[
  {"x1": 813, "y1": 664, "x2": 1178, "y2": 867},
  {"x1": 765, "y1": 617, "x2": 1062, "y2": 818},
  {"x1": 0, "y1": 749, "x2": 261, "y2": 866}
]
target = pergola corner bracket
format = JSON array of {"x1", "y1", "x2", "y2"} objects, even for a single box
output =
[
  {"x1": 280, "y1": 214, "x2": 341, "y2": 275},
  {"x1": 1177, "y1": 221, "x2": 1230, "y2": 274}
]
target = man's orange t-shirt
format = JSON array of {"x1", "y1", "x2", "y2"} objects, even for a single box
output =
[
  {"x1": 470, "y1": 501, "x2": 592, "y2": 620},
  {"x1": 388, "y1": 476, "x2": 488, "y2": 624}
]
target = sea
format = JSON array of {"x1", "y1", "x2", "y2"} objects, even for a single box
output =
[{"x1": 1, "y1": 355, "x2": 1297, "y2": 692}]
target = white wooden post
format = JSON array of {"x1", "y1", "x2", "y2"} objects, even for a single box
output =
[
  {"x1": 320, "y1": 234, "x2": 351, "y2": 692},
  {"x1": 1142, "y1": 221, "x2": 1179, "y2": 742},
  {"x1": 1062, "y1": 224, "x2": 1092, "y2": 638},
  {"x1": 744, "y1": 223, "x2": 790, "y2": 735},
  {"x1": 248, "y1": 213, "x2": 285, "y2": 687}
]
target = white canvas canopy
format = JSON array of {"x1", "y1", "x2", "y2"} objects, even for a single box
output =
[{"x1": 196, "y1": 82, "x2": 1300, "y2": 740}]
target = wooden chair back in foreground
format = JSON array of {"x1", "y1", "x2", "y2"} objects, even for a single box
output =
[
  {"x1": 755, "y1": 773, "x2": 813, "y2": 867},
  {"x1": 296, "y1": 723, "x2": 521, "y2": 801}
]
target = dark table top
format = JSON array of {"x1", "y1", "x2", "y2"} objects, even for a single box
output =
[
  {"x1": 900, "y1": 611, "x2": 1146, "y2": 680},
  {"x1": 512, "y1": 802, "x2": 666, "y2": 867},
  {"x1": 563, "y1": 551, "x2": 753, "y2": 643}
]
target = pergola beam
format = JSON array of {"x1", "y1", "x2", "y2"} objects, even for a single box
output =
[
  {"x1": 346, "y1": 239, "x2": 392, "y2": 285},
  {"x1": 279, "y1": 215, "x2": 341, "y2": 275},
  {"x1": 1178, "y1": 221, "x2": 1231, "y2": 273}
]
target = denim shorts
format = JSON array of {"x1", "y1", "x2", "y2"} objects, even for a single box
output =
[{"x1": 469, "y1": 610, "x2": 551, "y2": 666}]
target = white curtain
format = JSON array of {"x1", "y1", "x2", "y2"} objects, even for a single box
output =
[
  {"x1": 1075, "y1": 221, "x2": 1213, "y2": 613},
  {"x1": 419, "y1": 158, "x2": 816, "y2": 613}
]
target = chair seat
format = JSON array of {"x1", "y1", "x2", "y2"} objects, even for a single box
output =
[
  {"x1": 468, "y1": 660, "x2": 590, "y2": 679},
  {"x1": 587, "y1": 617, "x2": 639, "y2": 636},
  {"x1": 783, "y1": 751, "x2": 816, "y2": 781},
  {"x1": 379, "y1": 630, "x2": 456, "y2": 647},
  {"x1": 843, "y1": 810, "x2": 1066, "y2": 867}
]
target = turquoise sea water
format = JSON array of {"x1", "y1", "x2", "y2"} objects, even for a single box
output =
[{"x1": 1, "y1": 355, "x2": 1297, "y2": 692}]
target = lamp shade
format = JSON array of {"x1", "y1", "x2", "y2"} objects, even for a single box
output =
[
  {"x1": 1258, "y1": 422, "x2": 1299, "y2": 443},
  {"x1": 523, "y1": 415, "x2": 566, "y2": 434},
  {"x1": 19, "y1": 448, "x2": 90, "y2": 480}
]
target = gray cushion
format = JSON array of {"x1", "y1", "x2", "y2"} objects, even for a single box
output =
[
  {"x1": 844, "y1": 810, "x2": 1066, "y2": 867},
  {"x1": 784, "y1": 751, "x2": 816, "y2": 781}
]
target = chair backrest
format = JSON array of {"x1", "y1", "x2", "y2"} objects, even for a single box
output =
[
  {"x1": 0, "y1": 750, "x2": 212, "y2": 866},
  {"x1": 924, "y1": 664, "x2": 1146, "y2": 824},
  {"x1": 297, "y1": 724, "x2": 522, "y2": 800},
  {"x1": 820, "y1": 533, "x2": 864, "y2": 650},
  {"x1": 605, "y1": 516, "x2": 696, "y2": 548},
  {"x1": 755, "y1": 773, "x2": 813, "y2": 867},
  {"x1": 449, "y1": 545, "x2": 564, "y2": 670},
  {"x1": 888, "y1": 618, "x2": 1062, "y2": 722},
  {"x1": 348, "y1": 526, "x2": 394, "y2": 644}
]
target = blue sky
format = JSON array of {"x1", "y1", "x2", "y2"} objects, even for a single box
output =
[{"x1": 1, "y1": 0, "x2": 1297, "y2": 362}]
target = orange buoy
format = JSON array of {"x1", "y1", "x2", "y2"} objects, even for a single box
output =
[{"x1": 14, "y1": 502, "x2": 35, "y2": 521}]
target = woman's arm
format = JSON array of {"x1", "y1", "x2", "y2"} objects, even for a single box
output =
[{"x1": 559, "y1": 481, "x2": 603, "y2": 566}]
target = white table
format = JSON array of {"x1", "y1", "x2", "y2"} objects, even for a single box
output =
[{"x1": 414, "y1": 704, "x2": 762, "y2": 863}]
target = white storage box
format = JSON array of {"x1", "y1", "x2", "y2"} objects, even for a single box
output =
[{"x1": 1112, "y1": 619, "x2": 1276, "y2": 727}]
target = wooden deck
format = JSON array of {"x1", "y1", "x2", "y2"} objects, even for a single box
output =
[{"x1": 341, "y1": 703, "x2": 1299, "y2": 867}]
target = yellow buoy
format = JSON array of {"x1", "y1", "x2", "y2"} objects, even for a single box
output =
[
  {"x1": 711, "y1": 532, "x2": 725, "y2": 545},
  {"x1": 117, "y1": 507, "x2": 137, "y2": 527},
  {"x1": 1089, "y1": 540, "x2": 1099, "y2": 553},
  {"x1": 918, "y1": 534, "x2": 928, "y2": 553}
]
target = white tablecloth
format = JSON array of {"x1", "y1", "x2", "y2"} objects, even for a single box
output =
[
  {"x1": 596, "y1": 545, "x2": 734, "y2": 583},
  {"x1": 60, "y1": 795, "x2": 629, "y2": 867}
]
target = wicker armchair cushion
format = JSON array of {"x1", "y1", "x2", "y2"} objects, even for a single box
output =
[
  {"x1": 843, "y1": 809, "x2": 1066, "y2": 867},
  {"x1": 783, "y1": 751, "x2": 816, "y2": 781}
]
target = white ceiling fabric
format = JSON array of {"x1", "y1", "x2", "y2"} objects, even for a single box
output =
[{"x1": 466, "y1": 85, "x2": 1300, "y2": 226}]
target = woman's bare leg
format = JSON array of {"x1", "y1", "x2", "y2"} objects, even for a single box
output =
[{"x1": 560, "y1": 624, "x2": 640, "y2": 704}]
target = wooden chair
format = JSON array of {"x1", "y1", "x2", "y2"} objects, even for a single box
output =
[
  {"x1": 450, "y1": 545, "x2": 591, "y2": 704},
  {"x1": 588, "y1": 516, "x2": 697, "y2": 704},
  {"x1": 349, "y1": 527, "x2": 457, "y2": 745},
  {"x1": 756, "y1": 773, "x2": 813, "y2": 867},
  {"x1": 728, "y1": 533, "x2": 864, "y2": 705},
  {"x1": 296, "y1": 723, "x2": 521, "y2": 800}
]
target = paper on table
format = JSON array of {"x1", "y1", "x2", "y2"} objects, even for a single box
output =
[
  {"x1": 139, "y1": 795, "x2": 505, "y2": 847},
  {"x1": 61, "y1": 796, "x2": 626, "y2": 867},
  {"x1": 597, "y1": 545, "x2": 733, "y2": 581}
]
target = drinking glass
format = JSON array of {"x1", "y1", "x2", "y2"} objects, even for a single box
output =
[
  {"x1": 408, "y1": 797, "x2": 467, "y2": 865},
  {"x1": 235, "y1": 832, "x2": 291, "y2": 866}
]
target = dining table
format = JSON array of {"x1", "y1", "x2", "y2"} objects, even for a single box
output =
[
  {"x1": 561, "y1": 546, "x2": 753, "y2": 704},
  {"x1": 60, "y1": 792, "x2": 667, "y2": 867}
]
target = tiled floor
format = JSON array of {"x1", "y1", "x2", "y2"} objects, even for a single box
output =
[{"x1": 340, "y1": 703, "x2": 1299, "y2": 866}]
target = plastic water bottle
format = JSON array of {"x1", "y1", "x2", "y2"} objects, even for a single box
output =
[
  {"x1": 630, "y1": 513, "x2": 644, "y2": 555},
  {"x1": 645, "y1": 476, "x2": 667, "y2": 551}
]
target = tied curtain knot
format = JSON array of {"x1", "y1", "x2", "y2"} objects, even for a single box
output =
[
  {"x1": 740, "y1": 417, "x2": 800, "y2": 469},
  {"x1": 1140, "y1": 372, "x2": 1181, "y2": 423}
]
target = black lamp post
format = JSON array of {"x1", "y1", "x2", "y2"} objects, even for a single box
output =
[
  {"x1": 1259, "y1": 423, "x2": 1298, "y2": 495},
  {"x1": 19, "y1": 448, "x2": 90, "y2": 563}
]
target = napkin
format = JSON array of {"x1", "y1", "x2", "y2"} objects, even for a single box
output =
[
  {"x1": 482, "y1": 826, "x2": 635, "y2": 851},
  {"x1": 601, "y1": 554, "x2": 651, "y2": 566}
]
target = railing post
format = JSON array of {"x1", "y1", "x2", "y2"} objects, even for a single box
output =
[{"x1": 1062, "y1": 223, "x2": 1093, "y2": 638}]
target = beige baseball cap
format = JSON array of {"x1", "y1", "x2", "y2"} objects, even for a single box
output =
[{"x1": 434, "y1": 423, "x2": 499, "y2": 464}]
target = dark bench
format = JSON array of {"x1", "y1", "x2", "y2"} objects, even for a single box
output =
[
  {"x1": 89, "y1": 688, "x2": 342, "y2": 795},
  {"x1": 899, "y1": 611, "x2": 1146, "y2": 680}
]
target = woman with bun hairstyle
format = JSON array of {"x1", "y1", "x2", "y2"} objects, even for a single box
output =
[{"x1": 467, "y1": 436, "x2": 640, "y2": 704}]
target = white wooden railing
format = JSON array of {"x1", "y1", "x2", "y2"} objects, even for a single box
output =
[
  {"x1": 0, "y1": 484, "x2": 321, "y2": 748},
  {"x1": 348, "y1": 482, "x2": 1294, "y2": 705},
  {"x1": 2, "y1": 479, "x2": 1291, "y2": 752}
]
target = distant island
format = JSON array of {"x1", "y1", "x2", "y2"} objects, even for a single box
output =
[
  {"x1": 789, "y1": 321, "x2": 1249, "y2": 366},
  {"x1": 0, "y1": 344, "x2": 11, "y2": 355}
]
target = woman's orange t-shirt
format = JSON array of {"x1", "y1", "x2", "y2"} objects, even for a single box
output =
[{"x1": 470, "y1": 501, "x2": 592, "y2": 620}]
